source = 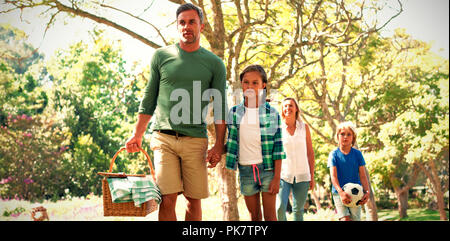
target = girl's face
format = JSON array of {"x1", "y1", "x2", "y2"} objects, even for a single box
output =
[
  {"x1": 241, "y1": 71, "x2": 266, "y2": 100},
  {"x1": 282, "y1": 99, "x2": 298, "y2": 119},
  {"x1": 338, "y1": 127, "x2": 354, "y2": 147}
]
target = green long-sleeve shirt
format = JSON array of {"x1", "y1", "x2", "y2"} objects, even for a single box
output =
[{"x1": 138, "y1": 43, "x2": 227, "y2": 138}]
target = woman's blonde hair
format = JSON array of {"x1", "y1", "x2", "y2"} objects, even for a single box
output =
[
  {"x1": 336, "y1": 121, "x2": 357, "y2": 146},
  {"x1": 281, "y1": 98, "x2": 302, "y2": 122}
]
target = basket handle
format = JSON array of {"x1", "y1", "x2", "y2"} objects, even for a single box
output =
[{"x1": 108, "y1": 147, "x2": 156, "y2": 182}]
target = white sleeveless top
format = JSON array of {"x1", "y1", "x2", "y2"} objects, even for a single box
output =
[{"x1": 281, "y1": 120, "x2": 311, "y2": 183}]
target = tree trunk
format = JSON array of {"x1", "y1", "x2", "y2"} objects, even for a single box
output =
[
  {"x1": 419, "y1": 161, "x2": 448, "y2": 220},
  {"x1": 428, "y1": 159, "x2": 448, "y2": 220},
  {"x1": 395, "y1": 188, "x2": 409, "y2": 219},
  {"x1": 207, "y1": 106, "x2": 239, "y2": 221},
  {"x1": 363, "y1": 166, "x2": 378, "y2": 221},
  {"x1": 217, "y1": 159, "x2": 240, "y2": 220},
  {"x1": 389, "y1": 164, "x2": 420, "y2": 219}
]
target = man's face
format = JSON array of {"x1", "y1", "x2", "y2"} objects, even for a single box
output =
[{"x1": 177, "y1": 9, "x2": 204, "y2": 45}]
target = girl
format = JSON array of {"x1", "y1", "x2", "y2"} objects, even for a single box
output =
[
  {"x1": 328, "y1": 121, "x2": 370, "y2": 221},
  {"x1": 277, "y1": 98, "x2": 315, "y2": 221},
  {"x1": 225, "y1": 65, "x2": 285, "y2": 221}
]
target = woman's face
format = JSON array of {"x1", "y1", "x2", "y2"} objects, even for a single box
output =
[
  {"x1": 241, "y1": 71, "x2": 266, "y2": 100},
  {"x1": 282, "y1": 99, "x2": 298, "y2": 119}
]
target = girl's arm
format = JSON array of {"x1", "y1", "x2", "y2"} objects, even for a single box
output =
[
  {"x1": 269, "y1": 159, "x2": 282, "y2": 195},
  {"x1": 268, "y1": 112, "x2": 285, "y2": 195},
  {"x1": 305, "y1": 124, "x2": 315, "y2": 190}
]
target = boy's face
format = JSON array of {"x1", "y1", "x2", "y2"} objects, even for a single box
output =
[
  {"x1": 338, "y1": 127, "x2": 354, "y2": 147},
  {"x1": 241, "y1": 71, "x2": 266, "y2": 100}
]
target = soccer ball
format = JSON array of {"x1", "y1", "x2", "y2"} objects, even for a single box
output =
[{"x1": 342, "y1": 183, "x2": 364, "y2": 208}]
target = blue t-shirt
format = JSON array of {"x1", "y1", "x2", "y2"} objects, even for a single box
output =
[{"x1": 327, "y1": 147, "x2": 365, "y2": 194}]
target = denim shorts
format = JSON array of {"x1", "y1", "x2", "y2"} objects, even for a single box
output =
[
  {"x1": 332, "y1": 194, "x2": 362, "y2": 220},
  {"x1": 238, "y1": 163, "x2": 274, "y2": 196}
]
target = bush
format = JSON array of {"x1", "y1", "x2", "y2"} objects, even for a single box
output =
[
  {"x1": 60, "y1": 134, "x2": 110, "y2": 197},
  {"x1": 0, "y1": 114, "x2": 69, "y2": 201}
]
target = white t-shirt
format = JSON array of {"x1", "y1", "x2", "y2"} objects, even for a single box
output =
[
  {"x1": 239, "y1": 107, "x2": 263, "y2": 165},
  {"x1": 281, "y1": 120, "x2": 311, "y2": 183}
]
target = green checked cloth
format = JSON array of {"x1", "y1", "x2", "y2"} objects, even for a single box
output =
[{"x1": 107, "y1": 176, "x2": 161, "y2": 207}]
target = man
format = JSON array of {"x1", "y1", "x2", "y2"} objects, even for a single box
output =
[{"x1": 125, "y1": 3, "x2": 227, "y2": 221}]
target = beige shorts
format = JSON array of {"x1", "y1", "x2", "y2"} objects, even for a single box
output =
[{"x1": 150, "y1": 132, "x2": 209, "y2": 199}]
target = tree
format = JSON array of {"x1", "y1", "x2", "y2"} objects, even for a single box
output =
[
  {"x1": 356, "y1": 30, "x2": 449, "y2": 219},
  {"x1": 0, "y1": 59, "x2": 69, "y2": 201},
  {"x1": 44, "y1": 30, "x2": 148, "y2": 196},
  {"x1": 1, "y1": 0, "x2": 404, "y2": 220},
  {"x1": 0, "y1": 24, "x2": 48, "y2": 126},
  {"x1": 1, "y1": 26, "x2": 154, "y2": 200},
  {"x1": 0, "y1": 24, "x2": 44, "y2": 74}
]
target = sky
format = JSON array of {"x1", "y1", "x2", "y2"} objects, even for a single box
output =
[
  {"x1": 375, "y1": 0, "x2": 449, "y2": 58},
  {"x1": 0, "y1": 0, "x2": 448, "y2": 66}
]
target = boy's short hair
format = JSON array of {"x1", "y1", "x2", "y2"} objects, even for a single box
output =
[
  {"x1": 336, "y1": 121, "x2": 357, "y2": 146},
  {"x1": 176, "y1": 3, "x2": 204, "y2": 24}
]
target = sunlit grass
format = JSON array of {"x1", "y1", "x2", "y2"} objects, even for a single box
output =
[
  {"x1": 378, "y1": 208, "x2": 449, "y2": 221},
  {"x1": 1, "y1": 196, "x2": 445, "y2": 221}
]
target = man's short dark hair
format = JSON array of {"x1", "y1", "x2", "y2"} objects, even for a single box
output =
[{"x1": 176, "y1": 3, "x2": 204, "y2": 24}]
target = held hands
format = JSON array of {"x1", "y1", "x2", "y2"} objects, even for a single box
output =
[{"x1": 206, "y1": 144, "x2": 224, "y2": 168}]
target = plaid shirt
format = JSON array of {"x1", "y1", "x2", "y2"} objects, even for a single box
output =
[{"x1": 225, "y1": 101, "x2": 286, "y2": 171}]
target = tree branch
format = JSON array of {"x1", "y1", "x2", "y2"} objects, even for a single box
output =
[
  {"x1": 52, "y1": 1, "x2": 162, "y2": 49},
  {"x1": 99, "y1": 3, "x2": 169, "y2": 45}
]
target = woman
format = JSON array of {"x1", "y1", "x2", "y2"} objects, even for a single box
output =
[{"x1": 277, "y1": 98, "x2": 315, "y2": 221}]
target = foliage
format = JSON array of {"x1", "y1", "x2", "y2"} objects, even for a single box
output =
[
  {"x1": 0, "y1": 58, "x2": 48, "y2": 126},
  {"x1": 0, "y1": 26, "x2": 147, "y2": 200},
  {"x1": 277, "y1": 26, "x2": 449, "y2": 215},
  {"x1": 0, "y1": 24, "x2": 44, "y2": 74},
  {"x1": 0, "y1": 113, "x2": 69, "y2": 201},
  {"x1": 0, "y1": 1, "x2": 448, "y2": 219}
]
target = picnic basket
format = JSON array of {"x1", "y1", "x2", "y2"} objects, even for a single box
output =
[{"x1": 98, "y1": 147, "x2": 158, "y2": 217}]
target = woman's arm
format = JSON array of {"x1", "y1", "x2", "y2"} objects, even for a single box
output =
[{"x1": 305, "y1": 124, "x2": 315, "y2": 190}]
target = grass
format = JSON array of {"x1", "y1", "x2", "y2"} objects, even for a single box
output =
[
  {"x1": 0, "y1": 195, "x2": 446, "y2": 221},
  {"x1": 377, "y1": 208, "x2": 449, "y2": 221}
]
